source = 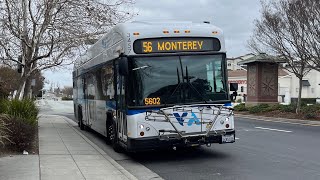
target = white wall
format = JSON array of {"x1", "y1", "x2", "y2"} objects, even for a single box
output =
[{"x1": 287, "y1": 70, "x2": 320, "y2": 99}]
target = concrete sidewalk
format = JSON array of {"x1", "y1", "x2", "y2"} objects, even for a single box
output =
[{"x1": 0, "y1": 115, "x2": 138, "y2": 180}]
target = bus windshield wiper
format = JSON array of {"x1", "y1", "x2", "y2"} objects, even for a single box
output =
[
  {"x1": 164, "y1": 67, "x2": 183, "y2": 105},
  {"x1": 185, "y1": 66, "x2": 209, "y2": 103}
]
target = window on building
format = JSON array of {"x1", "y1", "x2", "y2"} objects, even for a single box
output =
[
  {"x1": 228, "y1": 63, "x2": 231, "y2": 67},
  {"x1": 302, "y1": 80, "x2": 311, "y2": 86}
]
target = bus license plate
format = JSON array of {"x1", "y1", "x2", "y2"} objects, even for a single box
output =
[{"x1": 222, "y1": 134, "x2": 235, "y2": 143}]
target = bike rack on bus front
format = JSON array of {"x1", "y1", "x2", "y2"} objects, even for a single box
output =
[{"x1": 145, "y1": 104, "x2": 232, "y2": 140}]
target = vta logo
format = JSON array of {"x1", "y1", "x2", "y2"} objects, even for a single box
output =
[{"x1": 173, "y1": 112, "x2": 201, "y2": 126}]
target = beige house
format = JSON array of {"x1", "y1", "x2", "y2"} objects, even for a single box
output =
[{"x1": 227, "y1": 53, "x2": 254, "y2": 71}]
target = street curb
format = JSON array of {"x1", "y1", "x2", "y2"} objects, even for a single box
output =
[
  {"x1": 62, "y1": 116, "x2": 138, "y2": 180},
  {"x1": 235, "y1": 114, "x2": 320, "y2": 125}
]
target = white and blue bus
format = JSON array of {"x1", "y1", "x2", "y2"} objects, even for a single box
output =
[{"x1": 73, "y1": 21, "x2": 235, "y2": 152}]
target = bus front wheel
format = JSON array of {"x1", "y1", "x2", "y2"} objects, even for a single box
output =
[{"x1": 111, "y1": 121, "x2": 123, "y2": 153}]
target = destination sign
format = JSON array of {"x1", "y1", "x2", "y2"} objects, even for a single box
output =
[{"x1": 133, "y1": 37, "x2": 220, "y2": 54}]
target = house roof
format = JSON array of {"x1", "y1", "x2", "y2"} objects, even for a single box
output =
[{"x1": 238, "y1": 53, "x2": 286, "y2": 65}]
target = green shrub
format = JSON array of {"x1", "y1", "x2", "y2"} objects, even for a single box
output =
[
  {"x1": 279, "y1": 104, "x2": 296, "y2": 113},
  {"x1": 1, "y1": 99, "x2": 38, "y2": 125},
  {"x1": 0, "y1": 99, "x2": 5, "y2": 114},
  {"x1": 248, "y1": 104, "x2": 270, "y2": 114},
  {"x1": 264, "y1": 104, "x2": 282, "y2": 112},
  {"x1": 234, "y1": 103, "x2": 247, "y2": 111},
  {"x1": 301, "y1": 104, "x2": 320, "y2": 119},
  {"x1": 0, "y1": 115, "x2": 11, "y2": 147},
  {"x1": 2, "y1": 116, "x2": 37, "y2": 152}
]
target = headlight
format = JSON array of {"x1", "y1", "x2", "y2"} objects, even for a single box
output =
[
  {"x1": 225, "y1": 117, "x2": 229, "y2": 122},
  {"x1": 139, "y1": 124, "x2": 144, "y2": 129}
]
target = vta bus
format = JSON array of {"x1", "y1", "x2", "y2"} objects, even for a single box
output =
[{"x1": 73, "y1": 21, "x2": 235, "y2": 152}]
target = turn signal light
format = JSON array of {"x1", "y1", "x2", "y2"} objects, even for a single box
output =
[
  {"x1": 225, "y1": 124, "x2": 230, "y2": 128},
  {"x1": 140, "y1": 131, "x2": 145, "y2": 136}
]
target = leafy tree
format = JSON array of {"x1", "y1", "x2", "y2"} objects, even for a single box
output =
[{"x1": 0, "y1": 0, "x2": 135, "y2": 99}]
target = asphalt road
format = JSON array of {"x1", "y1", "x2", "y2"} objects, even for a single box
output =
[{"x1": 39, "y1": 100, "x2": 320, "y2": 180}]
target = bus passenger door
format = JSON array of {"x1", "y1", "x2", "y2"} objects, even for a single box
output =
[
  {"x1": 116, "y1": 68, "x2": 127, "y2": 143},
  {"x1": 83, "y1": 74, "x2": 95, "y2": 128}
]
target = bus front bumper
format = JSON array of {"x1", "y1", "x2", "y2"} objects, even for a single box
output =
[{"x1": 126, "y1": 129, "x2": 235, "y2": 152}]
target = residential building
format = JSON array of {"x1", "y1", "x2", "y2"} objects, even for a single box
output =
[{"x1": 227, "y1": 54, "x2": 320, "y2": 103}]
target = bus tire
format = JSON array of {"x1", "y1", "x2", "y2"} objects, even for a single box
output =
[{"x1": 111, "y1": 121, "x2": 123, "y2": 153}]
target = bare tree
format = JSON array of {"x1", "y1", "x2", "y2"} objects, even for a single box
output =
[
  {"x1": 248, "y1": 0, "x2": 319, "y2": 113},
  {"x1": 62, "y1": 86, "x2": 73, "y2": 97},
  {"x1": 0, "y1": 0, "x2": 135, "y2": 99}
]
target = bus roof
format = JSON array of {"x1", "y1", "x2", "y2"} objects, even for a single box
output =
[{"x1": 74, "y1": 21, "x2": 226, "y2": 73}]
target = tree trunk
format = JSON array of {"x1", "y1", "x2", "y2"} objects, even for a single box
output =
[
  {"x1": 296, "y1": 77, "x2": 303, "y2": 114},
  {"x1": 23, "y1": 77, "x2": 32, "y2": 99},
  {"x1": 15, "y1": 74, "x2": 27, "y2": 100}
]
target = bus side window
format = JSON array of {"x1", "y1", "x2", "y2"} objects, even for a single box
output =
[
  {"x1": 101, "y1": 63, "x2": 115, "y2": 100},
  {"x1": 94, "y1": 68, "x2": 106, "y2": 100}
]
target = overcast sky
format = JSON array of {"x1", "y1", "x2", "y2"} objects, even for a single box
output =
[{"x1": 44, "y1": 0, "x2": 262, "y2": 89}]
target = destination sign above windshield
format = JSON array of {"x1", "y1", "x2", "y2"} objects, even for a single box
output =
[{"x1": 133, "y1": 37, "x2": 221, "y2": 54}]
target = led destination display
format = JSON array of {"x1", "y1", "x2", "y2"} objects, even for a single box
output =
[{"x1": 133, "y1": 37, "x2": 221, "y2": 54}]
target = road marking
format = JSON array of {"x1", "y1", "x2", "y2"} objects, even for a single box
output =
[
  {"x1": 235, "y1": 137, "x2": 240, "y2": 140},
  {"x1": 255, "y1": 126, "x2": 292, "y2": 133},
  {"x1": 238, "y1": 115, "x2": 320, "y2": 127}
]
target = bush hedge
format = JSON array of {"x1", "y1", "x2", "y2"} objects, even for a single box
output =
[
  {"x1": 233, "y1": 103, "x2": 247, "y2": 111},
  {"x1": 234, "y1": 102, "x2": 320, "y2": 120},
  {"x1": 0, "y1": 115, "x2": 10, "y2": 147},
  {"x1": 0, "y1": 99, "x2": 38, "y2": 152},
  {"x1": 1, "y1": 115, "x2": 37, "y2": 152},
  {"x1": 301, "y1": 104, "x2": 320, "y2": 119},
  {"x1": 0, "y1": 99, "x2": 38, "y2": 125}
]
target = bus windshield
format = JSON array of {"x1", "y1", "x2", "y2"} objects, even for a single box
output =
[{"x1": 127, "y1": 54, "x2": 229, "y2": 107}]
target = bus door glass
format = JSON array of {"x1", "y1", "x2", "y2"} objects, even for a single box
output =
[
  {"x1": 116, "y1": 64, "x2": 127, "y2": 142},
  {"x1": 84, "y1": 74, "x2": 96, "y2": 127}
]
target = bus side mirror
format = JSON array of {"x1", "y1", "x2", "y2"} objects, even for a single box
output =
[
  {"x1": 119, "y1": 57, "x2": 128, "y2": 76},
  {"x1": 230, "y1": 83, "x2": 238, "y2": 92}
]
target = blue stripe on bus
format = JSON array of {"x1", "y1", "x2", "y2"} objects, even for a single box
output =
[
  {"x1": 127, "y1": 108, "x2": 160, "y2": 115},
  {"x1": 223, "y1": 102, "x2": 232, "y2": 107}
]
